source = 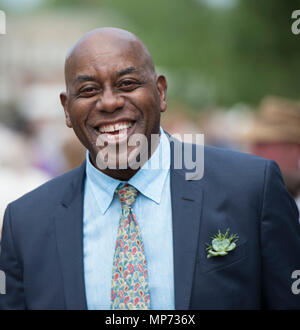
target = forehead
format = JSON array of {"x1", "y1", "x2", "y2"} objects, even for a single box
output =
[{"x1": 68, "y1": 38, "x2": 146, "y2": 80}]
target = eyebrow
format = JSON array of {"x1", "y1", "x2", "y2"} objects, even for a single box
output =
[
  {"x1": 75, "y1": 75, "x2": 97, "y2": 84},
  {"x1": 117, "y1": 66, "x2": 138, "y2": 77}
]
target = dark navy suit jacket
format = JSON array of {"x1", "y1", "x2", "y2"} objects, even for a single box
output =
[{"x1": 1, "y1": 139, "x2": 300, "y2": 309}]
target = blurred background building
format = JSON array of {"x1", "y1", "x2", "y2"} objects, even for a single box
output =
[{"x1": 0, "y1": 0, "x2": 300, "y2": 233}]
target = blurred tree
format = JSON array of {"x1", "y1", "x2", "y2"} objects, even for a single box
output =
[{"x1": 229, "y1": 0, "x2": 300, "y2": 106}]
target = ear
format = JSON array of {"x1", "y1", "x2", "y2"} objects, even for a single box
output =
[
  {"x1": 60, "y1": 92, "x2": 72, "y2": 128},
  {"x1": 156, "y1": 75, "x2": 167, "y2": 113}
]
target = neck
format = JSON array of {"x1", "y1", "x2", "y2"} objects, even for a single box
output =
[{"x1": 97, "y1": 168, "x2": 139, "y2": 181}]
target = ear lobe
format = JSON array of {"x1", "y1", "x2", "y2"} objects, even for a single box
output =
[
  {"x1": 60, "y1": 92, "x2": 72, "y2": 128},
  {"x1": 156, "y1": 75, "x2": 167, "y2": 112}
]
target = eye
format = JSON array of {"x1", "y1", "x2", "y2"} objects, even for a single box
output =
[
  {"x1": 83, "y1": 87, "x2": 96, "y2": 92},
  {"x1": 79, "y1": 86, "x2": 99, "y2": 97},
  {"x1": 119, "y1": 80, "x2": 139, "y2": 91},
  {"x1": 82, "y1": 87, "x2": 97, "y2": 93}
]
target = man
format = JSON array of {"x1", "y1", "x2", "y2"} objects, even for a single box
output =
[{"x1": 0, "y1": 28, "x2": 300, "y2": 310}]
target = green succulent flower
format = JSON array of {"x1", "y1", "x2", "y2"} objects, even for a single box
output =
[{"x1": 206, "y1": 228, "x2": 238, "y2": 258}]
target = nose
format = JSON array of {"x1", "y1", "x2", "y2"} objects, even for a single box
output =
[{"x1": 96, "y1": 87, "x2": 124, "y2": 113}]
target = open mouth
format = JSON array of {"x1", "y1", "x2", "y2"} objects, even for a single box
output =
[{"x1": 94, "y1": 120, "x2": 136, "y2": 143}]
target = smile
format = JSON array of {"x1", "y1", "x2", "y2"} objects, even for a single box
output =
[
  {"x1": 98, "y1": 121, "x2": 134, "y2": 134},
  {"x1": 94, "y1": 120, "x2": 136, "y2": 143}
]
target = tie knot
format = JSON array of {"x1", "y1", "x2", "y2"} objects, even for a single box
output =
[{"x1": 116, "y1": 184, "x2": 138, "y2": 209}]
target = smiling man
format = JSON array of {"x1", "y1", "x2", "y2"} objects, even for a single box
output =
[
  {"x1": 60, "y1": 28, "x2": 166, "y2": 180},
  {"x1": 0, "y1": 28, "x2": 300, "y2": 310}
]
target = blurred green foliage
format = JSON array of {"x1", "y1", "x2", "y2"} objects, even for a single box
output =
[{"x1": 2, "y1": 0, "x2": 300, "y2": 109}]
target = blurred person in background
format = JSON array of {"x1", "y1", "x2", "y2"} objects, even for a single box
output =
[
  {"x1": 0, "y1": 85, "x2": 85, "y2": 239},
  {"x1": 19, "y1": 84, "x2": 71, "y2": 177},
  {"x1": 0, "y1": 124, "x2": 50, "y2": 239},
  {"x1": 240, "y1": 96, "x2": 300, "y2": 219}
]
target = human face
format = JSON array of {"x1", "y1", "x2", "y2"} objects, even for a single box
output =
[{"x1": 60, "y1": 40, "x2": 167, "y2": 177}]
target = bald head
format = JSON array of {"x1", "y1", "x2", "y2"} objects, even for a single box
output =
[{"x1": 64, "y1": 27, "x2": 156, "y2": 88}]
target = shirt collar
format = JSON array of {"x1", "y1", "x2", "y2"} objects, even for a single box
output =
[{"x1": 85, "y1": 127, "x2": 170, "y2": 214}]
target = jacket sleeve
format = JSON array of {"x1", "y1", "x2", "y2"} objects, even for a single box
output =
[
  {"x1": 260, "y1": 160, "x2": 300, "y2": 309},
  {"x1": 0, "y1": 204, "x2": 26, "y2": 310}
]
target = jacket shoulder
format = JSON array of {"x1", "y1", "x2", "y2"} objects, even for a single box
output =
[
  {"x1": 200, "y1": 145, "x2": 272, "y2": 190},
  {"x1": 204, "y1": 145, "x2": 269, "y2": 170}
]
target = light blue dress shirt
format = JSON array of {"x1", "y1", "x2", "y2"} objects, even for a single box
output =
[{"x1": 83, "y1": 128, "x2": 175, "y2": 310}]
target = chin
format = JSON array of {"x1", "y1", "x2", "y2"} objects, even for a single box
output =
[{"x1": 94, "y1": 141, "x2": 149, "y2": 171}]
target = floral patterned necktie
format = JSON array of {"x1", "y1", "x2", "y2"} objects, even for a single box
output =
[{"x1": 111, "y1": 184, "x2": 151, "y2": 310}]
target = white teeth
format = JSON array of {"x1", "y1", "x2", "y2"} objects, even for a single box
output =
[{"x1": 99, "y1": 121, "x2": 133, "y2": 133}]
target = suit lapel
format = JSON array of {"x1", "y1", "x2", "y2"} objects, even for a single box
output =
[
  {"x1": 54, "y1": 162, "x2": 87, "y2": 310},
  {"x1": 169, "y1": 138, "x2": 204, "y2": 310}
]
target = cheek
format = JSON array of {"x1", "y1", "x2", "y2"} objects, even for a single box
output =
[
  {"x1": 68, "y1": 100, "x2": 92, "y2": 127},
  {"x1": 139, "y1": 98, "x2": 161, "y2": 131},
  {"x1": 135, "y1": 92, "x2": 160, "y2": 120},
  {"x1": 144, "y1": 96, "x2": 162, "y2": 125}
]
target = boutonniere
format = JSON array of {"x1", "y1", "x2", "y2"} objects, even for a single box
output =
[{"x1": 206, "y1": 228, "x2": 238, "y2": 258}]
